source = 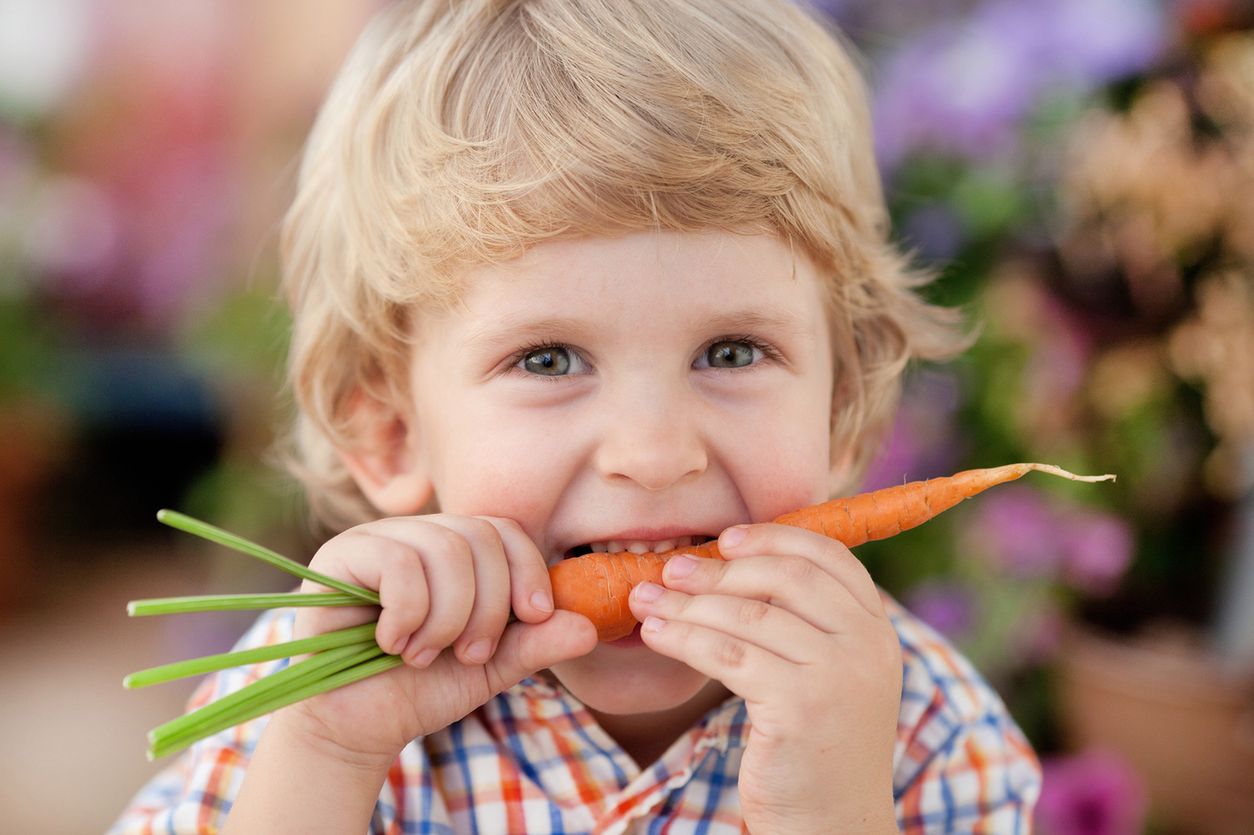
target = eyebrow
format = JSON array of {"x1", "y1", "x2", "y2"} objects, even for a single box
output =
[
  {"x1": 462, "y1": 315, "x2": 597, "y2": 352},
  {"x1": 465, "y1": 308, "x2": 815, "y2": 350},
  {"x1": 693, "y1": 308, "x2": 815, "y2": 338}
]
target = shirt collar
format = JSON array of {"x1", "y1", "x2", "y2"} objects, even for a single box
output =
[{"x1": 511, "y1": 675, "x2": 749, "y2": 759}]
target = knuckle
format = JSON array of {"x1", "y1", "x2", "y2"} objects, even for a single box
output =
[
  {"x1": 421, "y1": 521, "x2": 474, "y2": 562},
  {"x1": 736, "y1": 599, "x2": 772, "y2": 628},
  {"x1": 822, "y1": 540, "x2": 860, "y2": 573},
  {"x1": 376, "y1": 536, "x2": 416, "y2": 567},
  {"x1": 462, "y1": 516, "x2": 502, "y2": 546},
  {"x1": 820, "y1": 537, "x2": 851, "y2": 561},
  {"x1": 469, "y1": 596, "x2": 513, "y2": 628},
  {"x1": 779, "y1": 555, "x2": 818, "y2": 586},
  {"x1": 715, "y1": 637, "x2": 748, "y2": 670},
  {"x1": 481, "y1": 515, "x2": 524, "y2": 536},
  {"x1": 422, "y1": 614, "x2": 468, "y2": 647}
]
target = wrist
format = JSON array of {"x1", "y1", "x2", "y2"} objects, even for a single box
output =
[
  {"x1": 221, "y1": 708, "x2": 395, "y2": 834},
  {"x1": 267, "y1": 704, "x2": 399, "y2": 778}
]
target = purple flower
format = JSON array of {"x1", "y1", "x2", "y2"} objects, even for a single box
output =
[
  {"x1": 960, "y1": 485, "x2": 1065, "y2": 579},
  {"x1": 873, "y1": 21, "x2": 1036, "y2": 169},
  {"x1": 958, "y1": 485, "x2": 1135, "y2": 595},
  {"x1": 1038, "y1": 749, "x2": 1148, "y2": 835},
  {"x1": 1060, "y1": 511, "x2": 1135, "y2": 596},
  {"x1": 1025, "y1": 0, "x2": 1165, "y2": 84},
  {"x1": 869, "y1": 0, "x2": 1166, "y2": 171},
  {"x1": 904, "y1": 580, "x2": 975, "y2": 639}
]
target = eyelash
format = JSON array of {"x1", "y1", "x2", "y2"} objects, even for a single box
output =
[
  {"x1": 506, "y1": 340, "x2": 585, "y2": 380},
  {"x1": 505, "y1": 335, "x2": 782, "y2": 378},
  {"x1": 706, "y1": 334, "x2": 782, "y2": 367}
]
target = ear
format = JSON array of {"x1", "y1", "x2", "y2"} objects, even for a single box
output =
[{"x1": 338, "y1": 389, "x2": 434, "y2": 517}]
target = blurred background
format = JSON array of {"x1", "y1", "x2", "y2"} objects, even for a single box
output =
[{"x1": 0, "y1": 0, "x2": 1251, "y2": 832}]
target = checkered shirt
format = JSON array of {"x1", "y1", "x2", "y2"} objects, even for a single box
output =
[{"x1": 110, "y1": 595, "x2": 1040, "y2": 833}]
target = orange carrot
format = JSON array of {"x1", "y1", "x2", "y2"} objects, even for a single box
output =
[{"x1": 550, "y1": 463, "x2": 1115, "y2": 641}]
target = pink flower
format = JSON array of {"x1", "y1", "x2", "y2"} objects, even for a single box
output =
[
  {"x1": 903, "y1": 580, "x2": 975, "y2": 639},
  {"x1": 1060, "y1": 511, "x2": 1135, "y2": 596},
  {"x1": 961, "y1": 485, "x2": 1064, "y2": 578},
  {"x1": 959, "y1": 486, "x2": 1135, "y2": 595},
  {"x1": 1038, "y1": 749, "x2": 1148, "y2": 835}
]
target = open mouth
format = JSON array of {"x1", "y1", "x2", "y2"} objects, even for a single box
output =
[{"x1": 562, "y1": 535, "x2": 716, "y2": 559}]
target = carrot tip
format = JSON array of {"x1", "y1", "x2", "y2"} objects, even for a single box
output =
[{"x1": 1024, "y1": 463, "x2": 1117, "y2": 483}]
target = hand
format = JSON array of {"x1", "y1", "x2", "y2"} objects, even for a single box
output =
[
  {"x1": 280, "y1": 514, "x2": 598, "y2": 768},
  {"x1": 628, "y1": 523, "x2": 902, "y2": 834}
]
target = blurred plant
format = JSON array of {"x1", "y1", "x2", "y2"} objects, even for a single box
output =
[
  {"x1": 864, "y1": 0, "x2": 1166, "y2": 171},
  {"x1": 1053, "y1": 31, "x2": 1254, "y2": 496},
  {"x1": 833, "y1": 0, "x2": 1254, "y2": 786}
]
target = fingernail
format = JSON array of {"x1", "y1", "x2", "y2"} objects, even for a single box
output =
[
  {"x1": 664, "y1": 555, "x2": 697, "y2": 580},
  {"x1": 530, "y1": 589, "x2": 554, "y2": 613},
  {"x1": 413, "y1": 647, "x2": 439, "y2": 668},
  {"x1": 633, "y1": 582, "x2": 663, "y2": 602},
  {"x1": 463, "y1": 638, "x2": 493, "y2": 664},
  {"x1": 720, "y1": 526, "x2": 748, "y2": 547},
  {"x1": 642, "y1": 616, "x2": 667, "y2": 633},
  {"x1": 388, "y1": 635, "x2": 408, "y2": 655}
]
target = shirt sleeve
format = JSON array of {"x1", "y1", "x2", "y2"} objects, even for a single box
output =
[
  {"x1": 107, "y1": 609, "x2": 297, "y2": 835},
  {"x1": 885, "y1": 597, "x2": 1043, "y2": 834}
]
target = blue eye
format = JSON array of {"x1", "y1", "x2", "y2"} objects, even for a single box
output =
[
  {"x1": 521, "y1": 345, "x2": 574, "y2": 376},
  {"x1": 703, "y1": 340, "x2": 760, "y2": 369}
]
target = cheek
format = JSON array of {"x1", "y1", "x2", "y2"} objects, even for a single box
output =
[
  {"x1": 422, "y1": 408, "x2": 567, "y2": 524},
  {"x1": 733, "y1": 394, "x2": 833, "y2": 518}
]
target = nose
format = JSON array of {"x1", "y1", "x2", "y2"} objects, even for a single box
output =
[{"x1": 592, "y1": 381, "x2": 708, "y2": 492}]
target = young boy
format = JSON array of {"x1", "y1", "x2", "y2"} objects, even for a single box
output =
[{"x1": 113, "y1": 0, "x2": 1041, "y2": 831}]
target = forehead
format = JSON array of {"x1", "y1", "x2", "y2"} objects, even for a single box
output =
[{"x1": 440, "y1": 229, "x2": 829, "y2": 329}]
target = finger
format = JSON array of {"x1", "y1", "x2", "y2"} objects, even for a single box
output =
[
  {"x1": 717, "y1": 523, "x2": 886, "y2": 617},
  {"x1": 430, "y1": 517, "x2": 513, "y2": 664},
  {"x1": 476, "y1": 516, "x2": 555, "y2": 623},
  {"x1": 368, "y1": 520, "x2": 477, "y2": 666},
  {"x1": 629, "y1": 583, "x2": 821, "y2": 664},
  {"x1": 636, "y1": 613, "x2": 792, "y2": 698},
  {"x1": 300, "y1": 531, "x2": 423, "y2": 653},
  {"x1": 659, "y1": 553, "x2": 863, "y2": 634},
  {"x1": 483, "y1": 611, "x2": 597, "y2": 693}
]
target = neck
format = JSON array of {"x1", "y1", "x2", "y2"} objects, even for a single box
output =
[{"x1": 589, "y1": 679, "x2": 733, "y2": 767}]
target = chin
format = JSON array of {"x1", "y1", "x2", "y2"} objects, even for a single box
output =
[{"x1": 548, "y1": 639, "x2": 714, "y2": 715}]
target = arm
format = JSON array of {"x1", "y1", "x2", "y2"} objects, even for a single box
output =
[
  {"x1": 221, "y1": 711, "x2": 390, "y2": 834},
  {"x1": 114, "y1": 516, "x2": 597, "y2": 834},
  {"x1": 220, "y1": 515, "x2": 596, "y2": 832}
]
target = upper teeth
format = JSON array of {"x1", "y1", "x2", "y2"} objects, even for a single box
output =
[{"x1": 587, "y1": 536, "x2": 704, "y2": 554}]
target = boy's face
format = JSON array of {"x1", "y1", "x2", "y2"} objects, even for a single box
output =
[{"x1": 405, "y1": 229, "x2": 836, "y2": 717}]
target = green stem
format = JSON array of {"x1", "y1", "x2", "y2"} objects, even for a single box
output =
[
  {"x1": 155, "y1": 510, "x2": 380, "y2": 605},
  {"x1": 123, "y1": 622, "x2": 378, "y2": 689},
  {"x1": 127, "y1": 591, "x2": 364, "y2": 617},
  {"x1": 149, "y1": 641, "x2": 379, "y2": 751},
  {"x1": 150, "y1": 648, "x2": 401, "y2": 760}
]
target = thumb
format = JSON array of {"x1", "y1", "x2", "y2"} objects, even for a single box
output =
[{"x1": 484, "y1": 610, "x2": 598, "y2": 692}]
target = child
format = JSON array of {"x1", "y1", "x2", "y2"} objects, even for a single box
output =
[{"x1": 112, "y1": 0, "x2": 1041, "y2": 831}]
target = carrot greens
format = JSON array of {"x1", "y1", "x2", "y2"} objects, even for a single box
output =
[{"x1": 125, "y1": 511, "x2": 392, "y2": 760}]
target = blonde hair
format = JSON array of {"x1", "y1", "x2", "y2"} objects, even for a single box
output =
[{"x1": 281, "y1": 0, "x2": 969, "y2": 530}]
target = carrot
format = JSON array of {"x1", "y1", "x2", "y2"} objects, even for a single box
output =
[{"x1": 550, "y1": 463, "x2": 1115, "y2": 641}]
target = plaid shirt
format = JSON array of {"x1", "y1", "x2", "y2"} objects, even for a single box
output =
[{"x1": 111, "y1": 595, "x2": 1040, "y2": 834}]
